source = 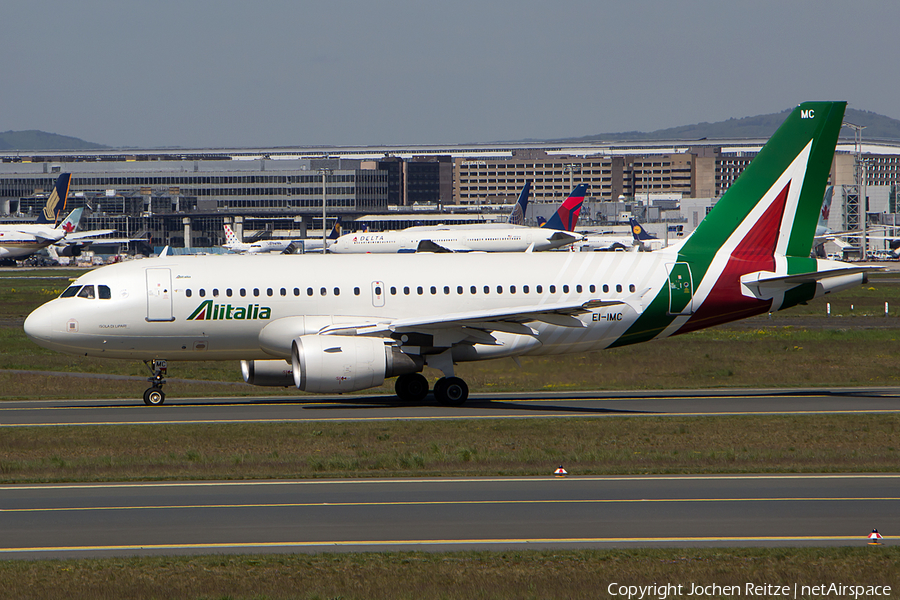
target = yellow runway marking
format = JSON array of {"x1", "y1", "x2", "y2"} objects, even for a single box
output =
[
  {"x1": 2, "y1": 473, "x2": 899, "y2": 492},
  {"x1": 0, "y1": 536, "x2": 870, "y2": 554},
  {"x1": 3, "y1": 496, "x2": 898, "y2": 514},
  {"x1": 5, "y1": 408, "x2": 900, "y2": 427}
]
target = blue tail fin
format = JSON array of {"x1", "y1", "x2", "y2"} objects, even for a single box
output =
[
  {"x1": 328, "y1": 217, "x2": 343, "y2": 239},
  {"x1": 629, "y1": 218, "x2": 656, "y2": 241},
  {"x1": 35, "y1": 173, "x2": 72, "y2": 225},
  {"x1": 543, "y1": 184, "x2": 588, "y2": 231},
  {"x1": 506, "y1": 181, "x2": 531, "y2": 226}
]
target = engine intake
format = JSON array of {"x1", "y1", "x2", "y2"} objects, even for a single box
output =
[{"x1": 291, "y1": 335, "x2": 422, "y2": 393}]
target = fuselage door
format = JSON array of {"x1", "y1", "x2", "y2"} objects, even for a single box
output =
[
  {"x1": 666, "y1": 262, "x2": 694, "y2": 315},
  {"x1": 372, "y1": 281, "x2": 385, "y2": 308},
  {"x1": 146, "y1": 268, "x2": 175, "y2": 322}
]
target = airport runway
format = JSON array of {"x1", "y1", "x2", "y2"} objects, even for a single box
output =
[
  {"x1": 1, "y1": 474, "x2": 896, "y2": 558},
  {"x1": 2, "y1": 387, "x2": 900, "y2": 427}
]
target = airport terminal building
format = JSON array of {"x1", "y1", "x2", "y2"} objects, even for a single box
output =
[{"x1": 2, "y1": 138, "x2": 900, "y2": 253}]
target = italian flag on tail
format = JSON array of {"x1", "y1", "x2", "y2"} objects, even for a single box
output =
[{"x1": 614, "y1": 101, "x2": 862, "y2": 347}]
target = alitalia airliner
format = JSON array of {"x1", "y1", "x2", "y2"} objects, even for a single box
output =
[{"x1": 24, "y1": 102, "x2": 868, "y2": 406}]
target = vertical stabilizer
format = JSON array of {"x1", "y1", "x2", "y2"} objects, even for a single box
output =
[
  {"x1": 506, "y1": 181, "x2": 531, "y2": 226},
  {"x1": 543, "y1": 183, "x2": 588, "y2": 231},
  {"x1": 35, "y1": 173, "x2": 72, "y2": 225}
]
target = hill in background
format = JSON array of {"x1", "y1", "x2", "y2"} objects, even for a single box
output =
[
  {"x1": 565, "y1": 108, "x2": 900, "y2": 143},
  {"x1": 3, "y1": 107, "x2": 900, "y2": 150},
  {"x1": 0, "y1": 130, "x2": 107, "y2": 151}
]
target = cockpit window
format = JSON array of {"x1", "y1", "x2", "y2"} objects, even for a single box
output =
[
  {"x1": 77, "y1": 285, "x2": 95, "y2": 299},
  {"x1": 60, "y1": 285, "x2": 82, "y2": 298},
  {"x1": 98, "y1": 285, "x2": 111, "y2": 300}
]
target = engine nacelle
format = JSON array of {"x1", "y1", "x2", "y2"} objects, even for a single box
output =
[
  {"x1": 241, "y1": 359, "x2": 294, "y2": 387},
  {"x1": 291, "y1": 335, "x2": 423, "y2": 393}
]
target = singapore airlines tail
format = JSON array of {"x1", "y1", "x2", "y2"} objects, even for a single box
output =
[{"x1": 34, "y1": 173, "x2": 72, "y2": 225}]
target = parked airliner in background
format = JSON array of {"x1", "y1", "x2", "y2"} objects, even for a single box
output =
[
  {"x1": 0, "y1": 173, "x2": 115, "y2": 262},
  {"x1": 25, "y1": 102, "x2": 869, "y2": 407},
  {"x1": 329, "y1": 184, "x2": 584, "y2": 253},
  {"x1": 223, "y1": 219, "x2": 341, "y2": 254}
]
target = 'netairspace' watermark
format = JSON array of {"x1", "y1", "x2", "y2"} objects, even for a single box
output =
[{"x1": 607, "y1": 582, "x2": 892, "y2": 599}]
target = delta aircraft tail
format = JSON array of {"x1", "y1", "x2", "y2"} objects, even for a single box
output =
[
  {"x1": 540, "y1": 183, "x2": 588, "y2": 231},
  {"x1": 35, "y1": 173, "x2": 72, "y2": 225},
  {"x1": 616, "y1": 101, "x2": 858, "y2": 345}
]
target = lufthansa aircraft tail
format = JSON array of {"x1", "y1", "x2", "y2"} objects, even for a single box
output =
[{"x1": 34, "y1": 173, "x2": 72, "y2": 225}]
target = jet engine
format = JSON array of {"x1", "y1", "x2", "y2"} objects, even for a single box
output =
[
  {"x1": 291, "y1": 335, "x2": 423, "y2": 393},
  {"x1": 241, "y1": 359, "x2": 294, "y2": 387}
]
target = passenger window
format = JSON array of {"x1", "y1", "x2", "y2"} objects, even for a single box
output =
[
  {"x1": 213, "y1": 288, "x2": 220, "y2": 297},
  {"x1": 496, "y1": 285, "x2": 503, "y2": 294},
  {"x1": 320, "y1": 287, "x2": 327, "y2": 296},
  {"x1": 616, "y1": 284, "x2": 623, "y2": 293},
  {"x1": 280, "y1": 288, "x2": 286, "y2": 296},
  {"x1": 307, "y1": 288, "x2": 313, "y2": 296},
  {"x1": 589, "y1": 284, "x2": 595, "y2": 293},
  {"x1": 60, "y1": 286, "x2": 81, "y2": 298},
  {"x1": 98, "y1": 285, "x2": 111, "y2": 300},
  {"x1": 185, "y1": 289, "x2": 192, "y2": 298},
  {"x1": 483, "y1": 286, "x2": 490, "y2": 294},
  {"x1": 354, "y1": 287, "x2": 361, "y2": 296},
  {"x1": 334, "y1": 287, "x2": 340, "y2": 296},
  {"x1": 576, "y1": 285, "x2": 582, "y2": 293},
  {"x1": 199, "y1": 289, "x2": 206, "y2": 297},
  {"x1": 77, "y1": 285, "x2": 95, "y2": 299},
  {"x1": 253, "y1": 288, "x2": 260, "y2": 297},
  {"x1": 417, "y1": 286, "x2": 424, "y2": 295},
  {"x1": 510, "y1": 285, "x2": 516, "y2": 294},
  {"x1": 293, "y1": 288, "x2": 300, "y2": 296},
  {"x1": 602, "y1": 284, "x2": 609, "y2": 293},
  {"x1": 470, "y1": 286, "x2": 477, "y2": 294},
  {"x1": 457, "y1": 286, "x2": 463, "y2": 295},
  {"x1": 227, "y1": 288, "x2": 233, "y2": 297},
  {"x1": 390, "y1": 286, "x2": 397, "y2": 295},
  {"x1": 523, "y1": 285, "x2": 529, "y2": 294},
  {"x1": 267, "y1": 288, "x2": 273, "y2": 297},
  {"x1": 240, "y1": 288, "x2": 247, "y2": 297},
  {"x1": 430, "y1": 286, "x2": 437, "y2": 295},
  {"x1": 563, "y1": 285, "x2": 569, "y2": 293},
  {"x1": 404, "y1": 286, "x2": 410, "y2": 295},
  {"x1": 536, "y1": 285, "x2": 543, "y2": 293},
  {"x1": 629, "y1": 284, "x2": 636, "y2": 293},
  {"x1": 550, "y1": 285, "x2": 556, "y2": 293}
]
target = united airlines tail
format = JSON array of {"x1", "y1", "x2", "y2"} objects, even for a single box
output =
[
  {"x1": 506, "y1": 181, "x2": 531, "y2": 226},
  {"x1": 34, "y1": 173, "x2": 72, "y2": 225},
  {"x1": 542, "y1": 183, "x2": 588, "y2": 231}
]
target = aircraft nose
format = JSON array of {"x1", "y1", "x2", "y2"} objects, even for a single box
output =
[{"x1": 24, "y1": 304, "x2": 53, "y2": 343}]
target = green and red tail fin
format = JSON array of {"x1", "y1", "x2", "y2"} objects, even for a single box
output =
[
  {"x1": 680, "y1": 102, "x2": 846, "y2": 266},
  {"x1": 611, "y1": 101, "x2": 846, "y2": 347}
]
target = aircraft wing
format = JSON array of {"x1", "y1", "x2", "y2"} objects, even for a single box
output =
[
  {"x1": 319, "y1": 298, "x2": 629, "y2": 339},
  {"x1": 64, "y1": 230, "x2": 118, "y2": 241},
  {"x1": 415, "y1": 239, "x2": 454, "y2": 253}
]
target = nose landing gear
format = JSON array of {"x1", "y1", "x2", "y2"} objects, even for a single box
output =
[{"x1": 143, "y1": 359, "x2": 168, "y2": 406}]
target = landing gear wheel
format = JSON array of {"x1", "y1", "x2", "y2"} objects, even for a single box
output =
[
  {"x1": 395, "y1": 373, "x2": 429, "y2": 403},
  {"x1": 433, "y1": 376, "x2": 468, "y2": 406},
  {"x1": 143, "y1": 387, "x2": 166, "y2": 406}
]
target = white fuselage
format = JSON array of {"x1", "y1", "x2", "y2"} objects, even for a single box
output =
[
  {"x1": 329, "y1": 225, "x2": 580, "y2": 253},
  {"x1": 0, "y1": 225, "x2": 65, "y2": 259},
  {"x1": 23, "y1": 252, "x2": 675, "y2": 362}
]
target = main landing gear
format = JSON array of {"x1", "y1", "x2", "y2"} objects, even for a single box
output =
[
  {"x1": 394, "y1": 372, "x2": 469, "y2": 406},
  {"x1": 143, "y1": 359, "x2": 168, "y2": 406}
]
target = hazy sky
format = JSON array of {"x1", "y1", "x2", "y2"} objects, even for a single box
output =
[{"x1": 3, "y1": 0, "x2": 898, "y2": 148}]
